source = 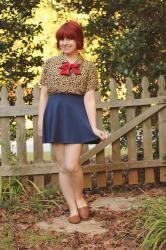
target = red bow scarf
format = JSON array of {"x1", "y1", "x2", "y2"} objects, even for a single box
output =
[{"x1": 59, "y1": 62, "x2": 81, "y2": 76}]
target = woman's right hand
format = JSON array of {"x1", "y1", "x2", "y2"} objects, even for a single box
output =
[
  {"x1": 37, "y1": 86, "x2": 48, "y2": 138},
  {"x1": 92, "y1": 127, "x2": 107, "y2": 140}
]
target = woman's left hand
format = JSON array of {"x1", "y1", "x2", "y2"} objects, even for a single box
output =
[{"x1": 92, "y1": 127, "x2": 108, "y2": 141}]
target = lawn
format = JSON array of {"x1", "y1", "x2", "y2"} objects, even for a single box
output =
[{"x1": 26, "y1": 146, "x2": 128, "y2": 162}]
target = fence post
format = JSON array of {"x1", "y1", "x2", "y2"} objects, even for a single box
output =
[
  {"x1": 15, "y1": 85, "x2": 28, "y2": 185},
  {"x1": 141, "y1": 76, "x2": 154, "y2": 183},
  {"x1": 33, "y1": 85, "x2": 45, "y2": 189},
  {"x1": 110, "y1": 78, "x2": 122, "y2": 185},
  {"x1": 0, "y1": 86, "x2": 11, "y2": 165},
  {"x1": 126, "y1": 77, "x2": 138, "y2": 185},
  {"x1": 15, "y1": 85, "x2": 27, "y2": 163},
  {"x1": 158, "y1": 75, "x2": 166, "y2": 182},
  {"x1": 96, "y1": 91, "x2": 107, "y2": 188},
  {"x1": 82, "y1": 144, "x2": 92, "y2": 189}
]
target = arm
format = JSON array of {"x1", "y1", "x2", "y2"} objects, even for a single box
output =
[
  {"x1": 84, "y1": 62, "x2": 106, "y2": 140},
  {"x1": 38, "y1": 85, "x2": 48, "y2": 136},
  {"x1": 84, "y1": 89, "x2": 97, "y2": 131},
  {"x1": 37, "y1": 61, "x2": 49, "y2": 136},
  {"x1": 84, "y1": 89, "x2": 106, "y2": 141}
]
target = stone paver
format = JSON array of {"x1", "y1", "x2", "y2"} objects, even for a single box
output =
[
  {"x1": 36, "y1": 196, "x2": 141, "y2": 234},
  {"x1": 91, "y1": 196, "x2": 140, "y2": 211},
  {"x1": 36, "y1": 215, "x2": 108, "y2": 235}
]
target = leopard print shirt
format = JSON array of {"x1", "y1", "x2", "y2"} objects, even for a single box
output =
[{"x1": 39, "y1": 52, "x2": 99, "y2": 95}]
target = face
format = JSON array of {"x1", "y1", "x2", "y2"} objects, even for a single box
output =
[{"x1": 59, "y1": 37, "x2": 77, "y2": 54}]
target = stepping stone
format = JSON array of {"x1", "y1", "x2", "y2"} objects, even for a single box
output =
[
  {"x1": 91, "y1": 196, "x2": 140, "y2": 211},
  {"x1": 36, "y1": 215, "x2": 108, "y2": 235}
]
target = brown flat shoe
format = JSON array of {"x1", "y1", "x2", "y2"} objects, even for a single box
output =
[
  {"x1": 68, "y1": 215, "x2": 81, "y2": 224},
  {"x1": 78, "y1": 206, "x2": 90, "y2": 220}
]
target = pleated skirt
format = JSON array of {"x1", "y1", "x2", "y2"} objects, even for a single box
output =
[{"x1": 42, "y1": 93, "x2": 101, "y2": 144}]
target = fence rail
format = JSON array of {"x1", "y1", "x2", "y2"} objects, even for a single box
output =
[{"x1": 0, "y1": 75, "x2": 166, "y2": 189}]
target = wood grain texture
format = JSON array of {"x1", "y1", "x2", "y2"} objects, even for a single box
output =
[{"x1": 141, "y1": 77, "x2": 154, "y2": 183}]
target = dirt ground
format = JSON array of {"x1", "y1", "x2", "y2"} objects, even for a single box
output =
[{"x1": 0, "y1": 184, "x2": 166, "y2": 250}]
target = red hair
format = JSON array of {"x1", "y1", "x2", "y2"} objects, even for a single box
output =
[{"x1": 56, "y1": 21, "x2": 84, "y2": 50}]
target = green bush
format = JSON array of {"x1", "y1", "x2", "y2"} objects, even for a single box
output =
[{"x1": 136, "y1": 194, "x2": 166, "y2": 250}]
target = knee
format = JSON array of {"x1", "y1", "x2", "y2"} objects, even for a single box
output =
[
  {"x1": 65, "y1": 162, "x2": 80, "y2": 174},
  {"x1": 57, "y1": 161, "x2": 68, "y2": 174}
]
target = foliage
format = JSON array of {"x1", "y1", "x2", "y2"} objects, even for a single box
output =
[
  {"x1": 52, "y1": 0, "x2": 166, "y2": 91},
  {"x1": 0, "y1": 223, "x2": 17, "y2": 250},
  {"x1": 52, "y1": 0, "x2": 165, "y2": 157},
  {"x1": 21, "y1": 229, "x2": 66, "y2": 249},
  {"x1": 0, "y1": 176, "x2": 26, "y2": 200},
  {"x1": 0, "y1": 222, "x2": 66, "y2": 250},
  {"x1": 0, "y1": 0, "x2": 44, "y2": 105},
  {"x1": 0, "y1": 177, "x2": 64, "y2": 215},
  {"x1": 135, "y1": 193, "x2": 166, "y2": 250},
  {"x1": 0, "y1": 0, "x2": 45, "y2": 139}
]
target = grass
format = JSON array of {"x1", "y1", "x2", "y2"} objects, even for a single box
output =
[
  {"x1": 21, "y1": 229, "x2": 67, "y2": 249},
  {"x1": 0, "y1": 178, "x2": 67, "y2": 249},
  {"x1": 0, "y1": 144, "x2": 128, "y2": 163},
  {"x1": 0, "y1": 177, "x2": 64, "y2": 215},
  {"x1": 26, "y1": 147, "x2": 128, "y2": 161},
  {"x1": 27, "y1": 151, "x2": 52, "y2": 161},
  {"x1": 0, "y1": 223, "x2": 17, "y2": 250},
  {"x1": 0, "y1": 223, "x2": 69, "y2": 250},
  {"x1": 134, "y1": 192, "x2": 166, "y2": 250}
]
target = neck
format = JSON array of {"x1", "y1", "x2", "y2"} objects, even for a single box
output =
[{"x1": 64, "y1": 50, "x2": 79, "y2": 63}]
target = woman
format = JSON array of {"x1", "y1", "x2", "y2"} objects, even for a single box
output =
[{"x1": 38, "y1": 20, "x2": 106, "y2": 224}]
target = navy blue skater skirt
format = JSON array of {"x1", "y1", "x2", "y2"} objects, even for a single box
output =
[{"x1": 42, "y1": 93, "x2": 101, "y2": 144}]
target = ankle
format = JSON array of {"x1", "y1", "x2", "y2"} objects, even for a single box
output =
[
  {"x1": 75, "y1": 197, "x2": 88, "y2": 208},
  {"x1": 70, "y1": 211, "x2": 79, "y2": 217},
  {"x1": 69, "y1": 208, "x2": 79, "y2": 217}
]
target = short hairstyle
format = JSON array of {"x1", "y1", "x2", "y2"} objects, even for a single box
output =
[{"x1": 56, "y1": 21, "x2": 84, "y2": 50}]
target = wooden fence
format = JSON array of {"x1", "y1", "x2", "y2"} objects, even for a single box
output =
[{"x1": 0, "y1": 75, "x2": 166, "y2": 189}]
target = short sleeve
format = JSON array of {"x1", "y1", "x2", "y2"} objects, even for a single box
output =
[
  {"x1": 39, "y1": 61, "x2": 48, "y2": 86},
  {"x1": 86, "y1": 63, "x2": 99, "y2": 92}
]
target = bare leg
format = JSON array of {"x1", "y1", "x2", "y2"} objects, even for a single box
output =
[
  {"x1": 52, "y1": 143, "x2": 78, "y2": 216},
  {"x1": 65, "y1": 144, "x2": 88, "y2": 208}
]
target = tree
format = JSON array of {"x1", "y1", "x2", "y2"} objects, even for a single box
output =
[
  {"x1": 0, "y1": 0, "x2": 45, "y2": 140},
  {"x1": 52, "y1": 0, "x2": 166, "y2": 158},
  {"x1": 0, "y1": 0, "x2": 44, "y2": 104},
  {"x1": 52, "y1": 0, "x2": 166, "y2": 95}
]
